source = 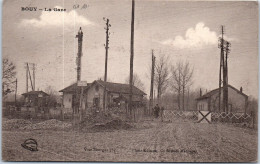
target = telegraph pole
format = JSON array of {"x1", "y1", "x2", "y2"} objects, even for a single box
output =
[
  {"x1": 32, "y1": 63, "x2": 35, "y2": 91},
  {"x1": 129, "y1": 0, "x2": 135, "y2": 119},
  {"x1": 25, "y1": 63, "x2": 28, "y2": 93},
  {"x1": 76, "y1": 27, "x2": 83, "y2": 82},
  {"x1": 27, "y1": 63, "x2": 34, "y2": 91},
  {"x1": 149, "y1": 50, "x2": 155, "y2": 115},
  {"x1": 76, "y1": 27, "x2": 83, "y2": 116},
  {"x1": 218, "y1": 25, "x2": 231, "y2": 113},
  {"x1": 224, "y1": 41, "x2": 230, "y2": 113},
  {"x1": 218, "y1": 26, "x2": 225, "y2": 112},
  {"x1": 103, "y1": 18, "x2": 111, "y2": 82},
  {"x1": 103, "y1": 18, "x2": 111, "y2": 111}
]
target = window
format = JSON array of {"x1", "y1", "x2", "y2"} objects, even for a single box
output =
[
  {"x1": 95, "y1": 85, "x2": 99, "y2": 92},
  {"x1": 93, "y1": 97, "x2": 100, "y2": 107}
]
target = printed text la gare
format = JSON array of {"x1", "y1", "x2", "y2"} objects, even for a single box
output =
[{"x1": 21, "y1": 7, "x2": 66, "y2": 12}]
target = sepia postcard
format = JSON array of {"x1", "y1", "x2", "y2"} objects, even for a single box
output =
[{"x1": 2, "y1": 0, "x2": 258, "y2": 162}]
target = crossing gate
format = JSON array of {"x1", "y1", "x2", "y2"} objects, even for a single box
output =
[
  {"x1": 211, "y1": 112, "x2": 252, "y2": 123},
  {"x1": 163, "y1": 110, "x2": 198, "y2": 122},
  {"x1": 162, "y1": 110, "x2": 252, "y2": 125},
  {"x1": 197, "y1": 111, "x2": 211, "y2": 123}
]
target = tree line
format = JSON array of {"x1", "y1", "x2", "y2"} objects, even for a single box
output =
[{"x1": 153, "y1": 54, "x2": 194, "y2": 111}]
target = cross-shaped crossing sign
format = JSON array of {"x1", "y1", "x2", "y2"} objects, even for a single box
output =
[{"x1": 198, "y1": 111, "x2": 211, "y2": 123}]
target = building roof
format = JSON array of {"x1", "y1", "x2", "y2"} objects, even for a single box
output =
[
  {"x1": 60, "y1": 80, "x2": 146, "y2": 95},
  {"x1": 95, "y1": 80, "x2": 146, "y2": 95},
  {"x1": 59, "y1": 82, "x2": 91, "y2": 93},
  {"x1": 196, "y1": 84, "x2": 248, "y2": 101},
  {"x1": 114, "y1": 94, "x2": 144, "y2": 102},
  {"x1": 22, "y1": 91, "x2": 49, "y2": 96}
]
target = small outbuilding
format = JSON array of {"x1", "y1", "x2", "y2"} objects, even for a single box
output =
[
  {"x1": 59, "y1": 80, "x2": 147, "y2": 113},
  {"x1": 22, "y1": 91, "x2": 49, "y2": 107},
  {"x1": 85, "y1": 80, "x2": 146, "y2": 109},
  {"x1": 59, "y1": 82, "x2": 91, "y2": 113},
  {"x1": 196, "y1": 85, "x2": 248, "y2": 113}
]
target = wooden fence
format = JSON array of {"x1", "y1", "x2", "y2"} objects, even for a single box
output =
[
  {"x1": 211, "y1": 112, "x2": 252, "y2": 123},
  {"x1": 163, "y1": 110, "x2": 198, "y2": 122},
  {"x1": 3, "y1": 105, "x2": 148, "y2": 123},
  {"x1": 3, "y1": 106, "x2": 72, "y2": 120},
  {"x1": 162, "y1": 110, "x2": 254, "y2": 127}
]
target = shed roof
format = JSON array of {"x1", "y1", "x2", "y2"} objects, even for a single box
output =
[
  {"x1": 94, "y1": 80, "x2": 146, "y2": 95},
  {"x1": 114, "y1": 94, "x2": 144, "y2": 102},
  {"x1": 59, "y1": 82, "x2": 91, "y2": 93},
  {"x1": 60, "y1": 80, "x2": 146, "y2": 96},
  {"x1": 22, "y1": 91, "x2": 49, "y2": 96},
  {"x1": 196, "y1": 84, "x2": 248, "y2": 101}
]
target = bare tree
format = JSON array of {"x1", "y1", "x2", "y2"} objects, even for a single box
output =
[
  {"x1": 125, "y1": 73, "x2": 145, "y2": 91},
  {"x1": 2, "y1": 58, "x2": 16, "y2": 96},
  {"x1": 45, "y1": 86, "x2": 61, "y2": 107},
  {"x1": 155, "y1": 55, "x2": 169, "y2": 104},
  {"x1": 171, "y1": 61, "x2": 193, "y2": 110},
  {"x1": 171, "y1": 62, "x2": 183, "y2": 110},
  {"x1": 181, "y1": 61, "x2": 193, "y2": 110}
]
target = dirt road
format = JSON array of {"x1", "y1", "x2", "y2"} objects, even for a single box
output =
[{"x1": 2, "y1": 120, "x2": 257, "y2": 162}]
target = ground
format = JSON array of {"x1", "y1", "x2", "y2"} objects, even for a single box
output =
[{"x1": 2, "y1": 119, "x2": 257, "y2": 162}]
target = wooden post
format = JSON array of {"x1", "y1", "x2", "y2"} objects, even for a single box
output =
[
  {"x1": 129, "y1": 0, "x2": 135, "y2": 120},
  {"x1": 76, "y1": 27, "x2": 83, "y2": 82},
  {"x1": 76, "y1": 27, "x2": 83, "y2": 121},
  {"x1": 219, "y1": 26, "x2": 224, "y2": 112},
  {"x1": 103, "y1": 18, "x2": 111, "y2": 112},
  {"x1": 79, "y1": 86, "x2": 83, "y2": 122},
  {"x1": 26, "y1": 63, "x2": 28, "y2": 93},
  {"x1": 27, "y1": 63, "x2": 34, "y2": 91},
  {"x1": 104, "y1": 18, "x2": 110, "y2": 82},
  {"x1": 149, "y1": 51, "x2": 155, "y2": 115},
  {"x1": 33, "y1": 63, "x2": 35, "y2": 91}
]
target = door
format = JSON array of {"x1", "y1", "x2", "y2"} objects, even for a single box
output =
[{"x1": 93, "y1": 97, "x2": 100, "y2": 108}]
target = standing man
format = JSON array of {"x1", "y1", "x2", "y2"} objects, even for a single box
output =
[{"x1": 154, "y1": 104, "x2": 160, "y2": 118}]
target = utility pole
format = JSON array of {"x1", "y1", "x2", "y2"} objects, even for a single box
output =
[
  {"x1": 27, "y1": 63, "x2": 34, "y2": 91},
  {"x1": 224, "y1": 41, "x2": 230, "y2": 113},
  {"x1": 76, "y1": 27, "x2": 83, "y2": 82},
  {"x1": 25, "y1": 63, "x2": 36, "y2": 92},
  {"x1": 25, "y1": 63, "x2": 28, "y2": 93},
  {"x1": 218, "y1": 26, "x2": 225, "y2": 112},
  {"x1": 149, "y1": 50, "x2": 155, "y2": 115},
  {"x1": 129, "y1": 0, "x2": 135, "y2": 119},
  {"x1": 103, "y1": 18, "x2": 111, "y2": 111},
  {"x1": 103, "y1": 18, "x2": 111, "y2": 82},
  {"x1": 218, "y1": 25, "x2": 231, "y2": 113},
  {"x1": 76, "y1": 27, "x2": 83, "y2": 117},
  {"x1": 32, "y1": 63, "x2": 35, "y2": 91}
]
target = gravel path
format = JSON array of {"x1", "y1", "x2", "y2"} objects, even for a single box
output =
[{"x1": 2, "y1": 120, "x2": 257, "y2": 162}]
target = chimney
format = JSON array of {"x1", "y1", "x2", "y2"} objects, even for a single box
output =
[
  {"x1": 240, "y1": 87, "x2": 243, "y2": 93},
  {"x1": 200, "y1": 88, "x2": 202, "y2": 96}
]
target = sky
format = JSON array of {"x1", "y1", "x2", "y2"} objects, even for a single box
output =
[{"x1": 2, "y1": 0, "x2": 259, "y2": 98}]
